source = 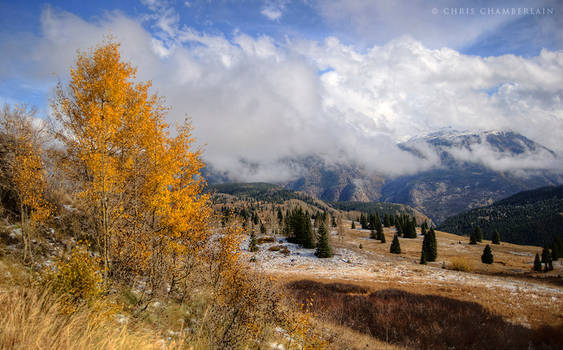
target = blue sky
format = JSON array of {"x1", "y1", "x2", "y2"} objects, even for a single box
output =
[{"x1": 0, "y1": 0, "x2": 562, "y2": 179}]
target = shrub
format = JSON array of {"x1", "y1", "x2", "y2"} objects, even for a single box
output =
[
  {"x1": 286, "y1": 280, "x2": 550, "y2": 350},
  {"x1": 49, "y1": 243, "x2": 103, "y2": 307},
  {"x1": 449, "y1": 257, "x2": 473, "y2": 272},
  {"x1": 279, "y1": 246, "x2": 290, "y2": 256},
  {"x1": 248, "y1": 232, "x2": 258, "y2": 252},
  {"x1": 256, "y1": 236, "x2": 275, "y2": 245},
  {"x1": 269, "y1": 245, "x2": 282, "y2": 251}
]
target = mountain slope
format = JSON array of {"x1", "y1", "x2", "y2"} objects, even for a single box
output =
[
  {"x1": 438, "y1": 185, "x2": 563, "y2": 246},
  {"x1": 381, "y1": 130, "x2": 562, "y2": 223},
  {"x1": 208, "y1": 182, "x2": 431, "y2": 223}
]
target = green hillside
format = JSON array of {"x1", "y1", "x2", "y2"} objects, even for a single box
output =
[{"x1": 438, "y1": 186, "x2": 563, "y2": 246}]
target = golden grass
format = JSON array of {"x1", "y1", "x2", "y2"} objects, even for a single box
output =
[
  {"x1": 0, "y1": 285, "x2": 175, "y2": 350},
  {"x1": 448, "y1": 256, "x2": 474, "y2": 272}
]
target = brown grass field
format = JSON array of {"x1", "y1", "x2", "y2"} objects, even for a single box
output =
[{"x1": 252, "y1": 220, "x2": 563, "y2": 331}]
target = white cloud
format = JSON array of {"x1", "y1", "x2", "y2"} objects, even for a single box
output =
[
  {"x1": 0, "y1": 7, "x2": 562, "y2": 182},
  {"x1": 261, "y1": 7, "x2": 282, "y2": 21},
  {"x1": 315, "y1": 0, "x2": 561, "y2": 50},
  {"x1": 260, "y1": 0, "x2": 289, "y2": 21}
]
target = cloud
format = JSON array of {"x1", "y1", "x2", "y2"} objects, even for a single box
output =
[
  {"x1": 261, "y1": 7, "x2": 282, "y2": 21},
  {"x1": 260, "y1": 0, "x2": 288, "y2": 21},
  {"x1": 314, "y1": 0, "x2": 561, "y2": 51},
  {"x1": 0, "y1": 7, "x2": 562, "y2": 182}
]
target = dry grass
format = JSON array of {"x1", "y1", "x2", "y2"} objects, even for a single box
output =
[
  {"x1": 339, "y1": 223, "x2": 558, "y2": 276},
  {"x1": 287, "y1": 280, "x2": 563, "y2": 350},
  {"x1": 448, "y1": 256, "x2": 474, "y2": 272},
  {"x1": 0, "y1": 286, "x2": 168, "y2": 350}
]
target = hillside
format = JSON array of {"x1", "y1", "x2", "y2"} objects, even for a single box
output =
[
  {"x1": 208, "y1": 182, "x2": 432, "y2": 223},
  {"x1": 438, "y1": 186, "x2": 563, "y2": 246}
]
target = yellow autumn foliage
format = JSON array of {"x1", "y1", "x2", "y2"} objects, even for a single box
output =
[{"x1": 52, "y1": 40, "x2": 210, "y2": 289}]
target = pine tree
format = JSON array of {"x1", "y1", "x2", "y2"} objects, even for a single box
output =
[
  {"x1": 429, "y1": 228, "x2": 438, "y2": 261},
  {"x1": 249, "y1": 232, "x2": 258, "y2": 252},
  {"x1": 260, "y1": 223, "x2": 266, "y2": 234},
  {"x1": 533, "y1": 253, "x2": 542, "y2": 272},
  {"x1": 395, "y1": 222, "x2": 403, "y2": 237},
  {"x1": 475, "y1": 227, "x2": 483, "y2": 243},
  {"x1": 541, "y1": 247, "x2": 553, "y2": 272},
  {"x1": 420, "y1": 247, "x2": 427, "y2": 265},
  {"x1": 384, "y1": 214, "x2": 391, "y2": 228},
  {"x1": 380, "y1": 229, "x2": 386, "y2": 243},
  {"x1": 421, "y1": 221, "x2": 429, "y2": 235},
  {"x1": 376, "y1": 221, "x2": 384, "y2": 241},
  {"x1": 351, "y1": 221, "x2": 356, "y2": 229},
  {"x1": 390, "y1": 235, "x2": 401, "y2": 254},
  {"x1": 481, "y1": 244, "x2": 493, "y2": 264},
  {"x1": 551, "y1": 237, "x2": 562, "y2": 261},
  {"x1": 492, "y1": 231, "x2": 501, "y2": 245},
  {"x1": 469, "y1": 230, "x2": 477, "y2": 245},
  {"x1": 315, "y1": 223, "x2": 332, "y2": 258},
  {"x1": 370, "y1": 230, "x2": 377, "y2": 239},
  {"x1": 422, "y1": 227, "x2": 437, "y2": 262},
  {"x1": 421, "y1": 224, "x2": 427, "y2": 236}
]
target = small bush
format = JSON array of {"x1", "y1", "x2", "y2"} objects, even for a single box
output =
[
  {"x1": 256, "y1": 236, "x2": 275, "y2": 245},
  {"x1": 279, "y1": 246, "x2": 290, "y2": 256},
  {"x1": 449, "y1": 257, "x2": 473, "y2": 272},
  {"x1": 49, "y1": 243, "x2": 103, "y2": 307}
]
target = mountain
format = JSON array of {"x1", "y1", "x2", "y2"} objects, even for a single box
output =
[
  {"x1": 204, "y1": 130, "x2": 562, "y2": 223},
  {"x1": 380, "y1": 130, "x2": 562, "y2": 223},
  {"x1": 282, "y1": 156, "x2": 385, "y2": 202},
  {"x1": 438, "y1": 185, "x2": 563, "y2": 246}
]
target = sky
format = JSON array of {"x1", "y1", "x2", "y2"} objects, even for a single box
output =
[{"x1": 0, "y1": 0, "x2": 562, "y2": 181}]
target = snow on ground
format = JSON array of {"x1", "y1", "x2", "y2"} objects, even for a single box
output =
[{"x1": 242, "y1": 235, "x2": 563, "y2": 297}]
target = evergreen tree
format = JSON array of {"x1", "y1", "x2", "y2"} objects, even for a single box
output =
[
  {"x1": 315, "y1": 223, "x2": 332, "y2": 258},
  {"x1": 331, "y1": 215, "x2": 337, "y2": 227},
  {"x1": 541, "y1": 247, "x2": 553, "y2": 272},
  {"x1": 380, "y1": 231, "x2": 386, "y2": 243},
  {"x1": 421, "y1": 221, "x2": 429, "y2": 235},
  {"x1": 384, "y1": 214, "x2": 391, "y2": 228},
  {"x1": 277, "y1": 207, "x2": 283, "y2": 225},
  {"x1": 395, "y1": 222, "x2": 403, "y2": 237},
  {"x1": 390, "y1": 235, "x2": 401, "y2": 254},
  {"x1": 492, "y1": 231, "x2": 501, "y2": 245},
  {"x1": 475, "y1": 226, "x2": 483, "y2": 243},
  {"x1": 550, "y1": 237, "x2": 562, "y2": 261},
  {"x1": 360, "y1": 214, "x2": 368, "y2": 230},
  {"x1": 533, "y1": 253, "x2": 542, "y2": 272},
  {"x1": 286, "y1": 207, "x2": 315, "y2": 248},
  {"x1": 376, "y1": 221, "x2": 384, "y2": 241},
  {"x1": 370, "y1": 230, "x2": 377, "y2": 239},
  {"x1": 428, "y1": 227, "x2": 438, "y2": 261},
  {"x1": 469, "y1": 230, "x2": 477, "y2": 245},
  {"x1": 351, "y1": 221, "x2": 356, "y2": 229},
  {"x1": 420, "y1": 247, "x2": 427, "y2": 265},
  {"x1": 248, "y1": 232, "x2": 258, "y2": 252},
  {"x1": 409, "y1": 219, "x2": 417, "y2": 238},
  {"x1": 481, "y1": 244, "x2": 493, "y2": 264},
  {"x1": 422, "y1": 227, "x2": 438, "y2": 262},
  {"x1": 260, "y1": 223, "x2": 266, "y2": 234}
]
